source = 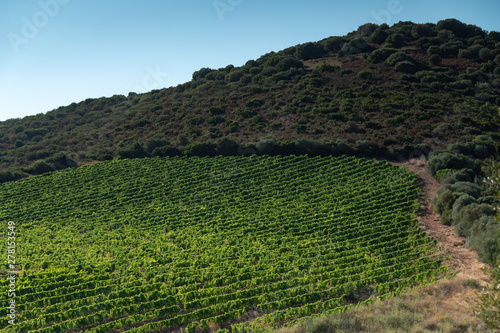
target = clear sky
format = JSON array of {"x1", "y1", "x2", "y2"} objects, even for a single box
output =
[{"x1": 1, "y1": 0, "x2": 499, "y2": 122}]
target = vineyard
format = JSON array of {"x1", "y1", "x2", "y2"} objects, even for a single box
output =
[{"x1": 0, "y1": 155, "x2": 447, "y2": 332}]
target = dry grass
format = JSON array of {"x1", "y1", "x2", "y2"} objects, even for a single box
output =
[
  {"x1": 302, "y1": 57, "x2": 342, "y2": 70},
  {"x1": 275, "y1": 274, "x2": 492, "y2": 333}
]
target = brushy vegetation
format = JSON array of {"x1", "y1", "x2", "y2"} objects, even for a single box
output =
[
  {"x1": 429, "y1": 135, "x2": 499, "y2": 268},
  {"x1": 0, "y1": 19, "x2": 498, "y2": 172},
  {"x1": 475, "y1": 159, "x2": 500, "y2": 330}
]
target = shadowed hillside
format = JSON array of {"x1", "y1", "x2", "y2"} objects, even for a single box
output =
[{"x1": 0, "y1": 19, "x2": 499, "y2": 172}]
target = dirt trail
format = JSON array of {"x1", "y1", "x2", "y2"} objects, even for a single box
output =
[{"x1": 394, "y1": 159, "x2": 489, "y2": 285}]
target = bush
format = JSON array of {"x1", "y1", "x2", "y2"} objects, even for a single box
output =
[
  {"x1": 357, "y1": 70, "x2": 373, "y2": 80},
  {"x1": 450, "y1": 181, "x2": 482, "y2": 199},
  {"x1": 429, "y1": 54, "x2": 442, "y2": 66},
  {"x1": 216, "y1": 137, "x2": 239, "y2": 156},
  {"x1": 151, "y1": 146, "x2": 182, "y2": 157},
  {"x1": 440, "y1": 168, "x2": 476, "y2": 184},
  {"x1": 45, "y1": 152, "x2": 78, "y2": 170},
  {"x1": 454, "y1": 203, "x2": 495, "y2": 237},
  {"x1": 434, "y1": 189, "x2": 454, "y2": 225},
  {"x1": 494, "y1": 54, "x2": 500, "y2": 66},
  {"x1": 394, "y1": 61, "x2": 416, "y2": 74},
  {"x1": 118, "y1": 141, "x2": 148, "y2": 159},
  {"x1": 451, "y1": 194, "x2": 477, "y2": 221},
  {"x1": 479, "y1": 48, "x2": 494, "y2": 61},
  {"x1": 441, "y1": 40, "x2": 466, "y2": 56},
  {"x1": 25, "y1": 160, "x2": 56, "y2": 175},
  {"x1": 370, "y1": 28, "x2": 389, "y2": 44},
  {"x1": 427, "y1": 45, "x2": 441, "y2": 55},
  {"x1": 295, "y1": 42, "x2": 325, "y2": 60},
  {"x1": 386, "y1": 33, "x2": 405, "y2": 47},
  {"x1": 368, "y1": 47, "x2": 399, "y2": 63},
  {"x1": 0, "y1": 169, "x2": 29, "y2": 183},
  {"x1": 427, "y1": 151, "x2": 475, "y2": 176},
  {"x1": 184, "y1": 142, "x2": 217, "y2": 157},
  {"x1": 256, "y1": 136, "x2": 280, "y2": 155},
  {"x1": 435, "y1": 168, "x2": 456, "y2": 182},
  {"x1": 294, "y1": 139, "x2": 332, "y2": 157},
  {"x1": 385, "y1": 52, "x2": 414, "y2": 66}
]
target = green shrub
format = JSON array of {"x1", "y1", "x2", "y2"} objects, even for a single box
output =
[
  {"x1": 454, "y1": 203, "x2": 495, "y2": 237},
  {"x1": 368, "y1": 47, "x2": 399, "y2": 63},
  {"x1": 151, "y1": 146, "x2": 182, "y2": 157},
  {"x1": 386, "y1": 33, "x2": 405, "y2": 47},
  {"x1": 0, "y1": 169, "x2": 29, "y2": 183},
  {"x1": 451, "y1": 194, "x2": 477, "y2": 221},
  {"x1": 434, "y1": 189, "x2": 454, "y2": 225},
  {"x1": 435, "y1": 169, "x2": 455, "y2": 182},
  {"x1": 370, "y1": 28, "x2": 389, "y2": 44},
  {"x1": 429, "y1": 54, "x2": 442, "y2": 66},
  {"x1": 25, "y1": 160, "x2": 56, "y2": 175},
  {"x1": 216, "y1": 137, "x2": 239, "y2": 156},
  {"x1": 427, "y1": 45, "x2": 441, "y2": 55},
  {"x1": 256, "y1": 135, "x2": 280, "y2": 155},
  {"x1": 427, "y1": 151, "x2": 475, "y2": 176},
  {"x1": 385, "y1": 52, "x2": 414, "y2": 66},
  {"x1": 450, "y1": 181, "x2": 481, "y2": 199},
  {"x1": 184, "y1": 142, "x2": 217, "y2": 157},
  {"x1": 357, "y1": 70, "x2": 373, "y2": 80},
  {"x1": 440, "y1": 168, "x2": 476, "y2": 184}
]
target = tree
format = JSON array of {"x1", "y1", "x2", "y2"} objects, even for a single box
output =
[
  {"x1": 216, "y1": 137, "x2": 239, "y2": 156},
  {"x1": 295, "y1": 42, "x2": 325, "y2": 60},
  {"x1": 386, "y1": 33, "x2": 405, "y2": 47},
  {"x1": 479, "y1": 48, "x2": 494, "y2": 61}
]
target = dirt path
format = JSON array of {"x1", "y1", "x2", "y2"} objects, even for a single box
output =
[{"x1": 394, "y1": 159, "x2": 489, "y2": 284}]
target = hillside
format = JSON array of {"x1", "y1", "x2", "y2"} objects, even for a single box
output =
[{"x1": 0, "y1": 19, "x2": 499, "y2": 172}]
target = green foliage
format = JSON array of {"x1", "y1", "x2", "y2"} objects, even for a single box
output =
[
  {"x1": 451, "y1": 194, "x2": 477, "y2": 221},
  {"x1": 370, "y1": 28, "x2": 389, "y2": 44},
  {"x1": 450, "y1": 181, "x2": 481, "y2": 199},
  {"x1": 216, "y1": 137, "x2": 240, "y2": 156},
  {"x1": 184, "y1": 141, "x2": 217, "y2": 157},
  {"x1": 295, "y1": 42, "x2": 325, "y2": 60},
  {"x1": 477, "y1": 265, "x2": 500, "y2": 329},
  {"x1": 427, "y1": 45, "x2": 441, "y2": 55},
  {"x1": 429, "y1": 54, "x2": 442, "y2": 66},
  {"x1": 386, "y1": 33, "x2": 405, "y2": 47},
  {"x1": 0, "y1": 19, "x2": 498, "y2": 176},
  {"x1": 385, "y1": 52, "x2": 414, "y2": 66},
  {"x1": 439, "y1": 168, "x2": 476, "y2": 184},
  {"x1": 357, "y1": 70, "x2": 373, "y2": 80},
  {"x1": 394, "y1": 61, "x2": 416, "y2": 74},
  {"x1": 368, "y1": 47, "x2": 399, "y2": 63},
  {"x1": 434, "y1": 189, "x2": 454, "y2": 225},
  {"x1": 118, "y1": 141, "x2": 147, "y2": 159},
  {"x1": 454, "y1": 203, "x2": 495, "y2": 237},
  {"x1": 427, "y1": 151, "x2": 474, "y2": 177},
  {"x1": 435, "y1": 169, "x2": 455, "y2": 182},
  {"x1": 24, "y1": 160, "x2": 55, "y2": 175}
]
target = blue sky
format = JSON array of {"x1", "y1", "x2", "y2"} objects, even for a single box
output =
[{"x1": 1, "y1": 0, "x2": 499, "y2": 122}]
